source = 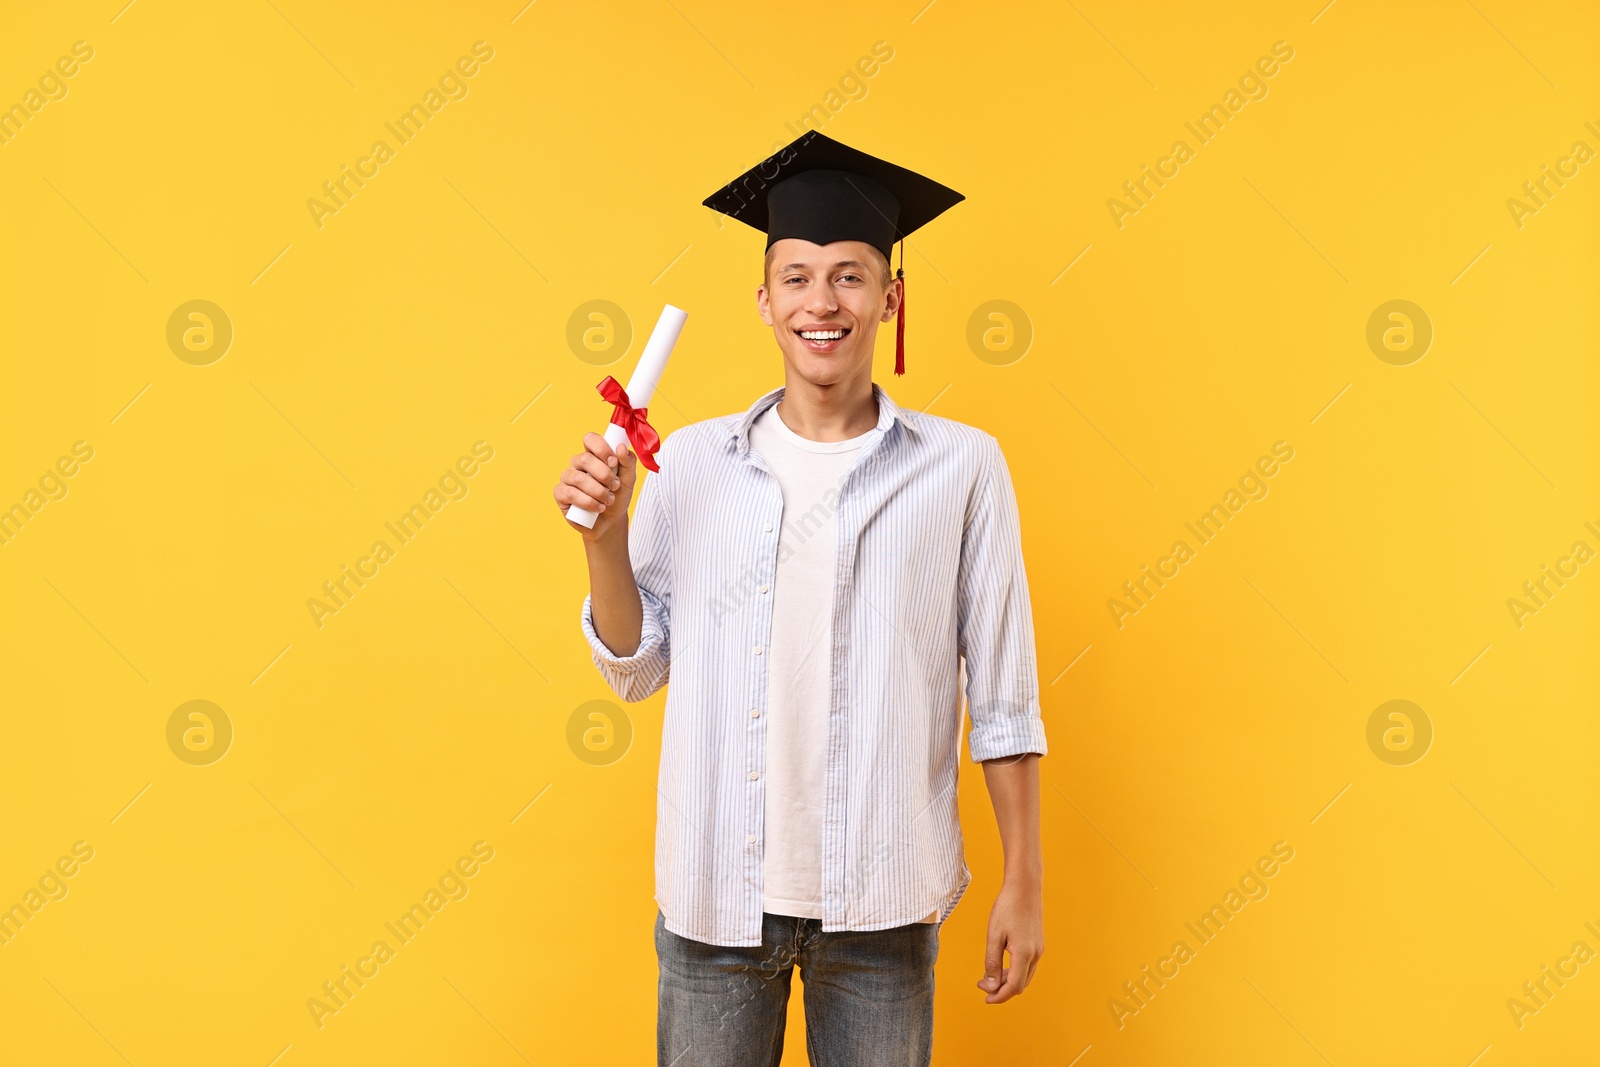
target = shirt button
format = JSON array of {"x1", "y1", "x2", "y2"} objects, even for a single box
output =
[
  {"x1": 754, "y1": 645, "x2": 763, "y2": 655},
  {"x1": 764, "y1": 522, "x2": 773, "y2": 532},
  {"x1": 748, "y1": 770, "x2": 759, "y2": 780},
  {"x1": 747, "y1": 834, "x2": 757, "y2": 843},
  {"x1": 759, "y1": 585, "x2": 769, "y2": 594},
  {"x1": 750, "y1": 709, "x2": 760, "y2": 718}
]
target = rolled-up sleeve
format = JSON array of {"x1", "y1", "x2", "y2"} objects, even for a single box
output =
[
  {"x1": 958, "y1": 435, "x2": 1048, "y2": 762},
  {"x1": 579, "y1": 438, "x2": 673, "y2": 702}
]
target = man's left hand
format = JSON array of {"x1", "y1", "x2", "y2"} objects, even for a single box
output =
[{"x1": 977, "y1": 877, "x2": 1043, "y2": 1003}]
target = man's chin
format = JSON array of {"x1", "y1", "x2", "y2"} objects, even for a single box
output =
[{"x1": 782, "y1": 346, "x2": 868, "y2": 385}]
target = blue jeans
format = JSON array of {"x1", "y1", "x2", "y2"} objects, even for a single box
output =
[{"x1": 655, "y1": 909, "x2": 939, "y2": 1066}]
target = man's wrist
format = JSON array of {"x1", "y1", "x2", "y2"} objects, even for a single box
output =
[
  {"x1": 1001, "y1": 866, "x2": 1043, "y2": 891},
  {"x1": 582, "y1": 515, "x2": 629, "y2": 550}
]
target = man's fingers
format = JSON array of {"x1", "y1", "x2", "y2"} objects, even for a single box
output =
[
  {"x1": 990, "y1": 961, "x2": 1028, "y2": 1003},
  {"x1": 979, "y1": 967, "x2": 1009, "y2": 1002},
  {"x1": 584, "y1": 435, "x2": 636, "y2": 471},
  {"x1": 986, "y1": 946, "x2": 1039, "y2": 1003},
  {"x1": 980, "y1": 928, "x2": 1043, "y2": 1003},
  {"x1": 575, "y1": 451, "x2": 619, "y2": 488},
  {"x1": 561, "y1": 468, "x2": 615, "y2": 505},
  {"x1": 582, "y1": 432, "x2": 617, "y2": 467},
  {"x1": 979, "y1": 931, "x2": 1006, "y2": 995},
  {"x1": 615, "y1": 441, "x2": 639, "y2": 488},
  {"x1": 555, "y1": 472, "x2": 609, "y2": 512},
  {"x1": 554, "y1": 485, "x2": 607, "y2": 515}
]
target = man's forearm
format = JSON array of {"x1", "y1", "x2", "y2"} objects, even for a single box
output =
[
  {"x1": 981, "y1": 753, "x2": 1043, "y2": 886},
  {"x1": 586, "y1": 522, "x2": 644, "y2": 657}
]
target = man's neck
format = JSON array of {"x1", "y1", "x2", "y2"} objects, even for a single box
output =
[{"x1": 774, "y1": 370, "x2": 878, "y2": 442}]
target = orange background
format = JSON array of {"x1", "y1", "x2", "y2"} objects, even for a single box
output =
[{"x1": 0, "y1": 1, "x2": 1596, "y2": 1064}]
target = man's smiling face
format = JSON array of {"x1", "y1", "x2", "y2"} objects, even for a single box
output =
[{"x1": 757, "y1": 237, "x2": 901, "y2": 387}]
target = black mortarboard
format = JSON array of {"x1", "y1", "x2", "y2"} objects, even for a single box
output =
[{"x1": 702, "y1": 131, "x2": 965, "y2": 375}]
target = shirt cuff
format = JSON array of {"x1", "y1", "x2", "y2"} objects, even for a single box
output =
[
  {"x1": 968, "y1": 704, "x2": 1049, "y2": 762},
  {"x1": 580, "y1": 589, "x2": 668, "y2": 672}
]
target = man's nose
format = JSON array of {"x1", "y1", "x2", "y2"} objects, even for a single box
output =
[{"x1": 804, "y1": 282, "x2": 837, "y2": 315}]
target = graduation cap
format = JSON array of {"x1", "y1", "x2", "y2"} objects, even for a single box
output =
[{"x1": 702, "y1": 131, "x2": 965, "y2": 375}]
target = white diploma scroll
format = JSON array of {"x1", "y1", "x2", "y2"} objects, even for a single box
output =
[{"x1": 565, "y1": 303, "x2": 688, "y2": 529}]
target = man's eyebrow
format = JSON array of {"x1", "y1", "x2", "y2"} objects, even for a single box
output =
[{"x1": 775, "y1": 260, "x2": 873, "y2": 272}]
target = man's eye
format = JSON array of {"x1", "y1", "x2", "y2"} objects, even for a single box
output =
[{"x1": 840, "y1": 274, "x2": 862, "y2": 283}]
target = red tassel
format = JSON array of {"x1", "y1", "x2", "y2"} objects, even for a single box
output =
[{"x1": 893, "y1": 265, "x2": 906, "y2": 376}]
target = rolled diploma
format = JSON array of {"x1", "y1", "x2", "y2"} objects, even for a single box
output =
[{"x1": 566, "y1": 303, "x2": 688, "y2": 529}]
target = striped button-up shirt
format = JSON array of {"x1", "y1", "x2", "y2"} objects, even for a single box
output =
[{"x1": 580, "y1": 382, "x2": 1048, "y2": 947}]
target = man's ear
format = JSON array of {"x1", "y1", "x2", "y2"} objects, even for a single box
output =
[
  {"x1": 880, "y1": 276, "x2": 902, "y2": 323},
  {"x1": 757, "y1": 282, "x2": 773, "y2": 326}
]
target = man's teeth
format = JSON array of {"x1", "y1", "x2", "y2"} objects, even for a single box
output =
[{"x1": 800, "y1": 329, "x2": 845, "y2": 340}]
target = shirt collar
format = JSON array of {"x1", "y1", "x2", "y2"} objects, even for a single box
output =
[{"x1": 730, "y1": 382, "x2": 921, "y2": 455}]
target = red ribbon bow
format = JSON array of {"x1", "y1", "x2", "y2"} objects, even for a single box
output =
[{"x1": 596, "y1": 375, "x2": 662, "y2": 473}]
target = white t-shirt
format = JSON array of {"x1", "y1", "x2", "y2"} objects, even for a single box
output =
[{"x1": 749, "y1": 403, "x2": 937, "y2": 924}]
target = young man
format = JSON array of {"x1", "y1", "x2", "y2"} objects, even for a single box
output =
[{"x1": 552, "y1": 132, "x2": 1047, "y2": 1066}]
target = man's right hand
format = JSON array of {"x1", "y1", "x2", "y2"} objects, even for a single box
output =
[{"x1": 553, "y1": 432, "x2": 638, "y2": 541}]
